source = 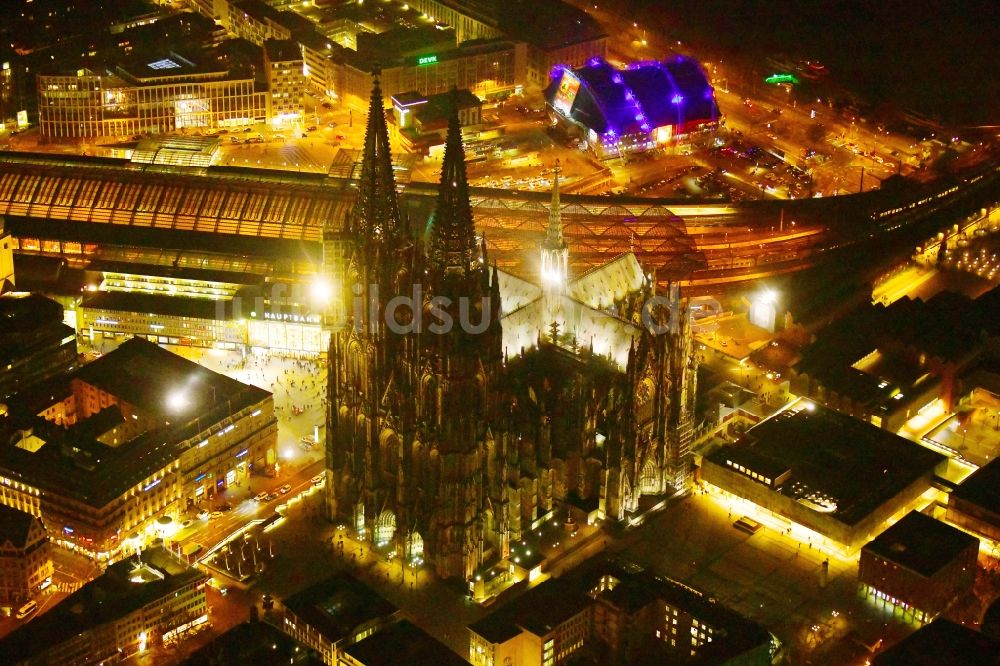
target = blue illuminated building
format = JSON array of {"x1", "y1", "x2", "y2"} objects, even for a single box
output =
[{"x1": 545, "y1": 56, "x2": 719, "y2": 158}]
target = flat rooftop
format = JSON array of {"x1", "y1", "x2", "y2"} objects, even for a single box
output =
[
  {"x1": 0, "y1": 547, "x2": 206, "y2": 663},
  {"x1": 705, "y1": 402, "x2": 945, "y2": 526},
  {"x1": 864, "y1": 511, "x2": 978, "y2": 577},
  {"x1": 0, "y1": 338, "x2": 270, "y2": 508},
  {"x1": 872, "y1": 618, "x2": 1000, "y2": 666},
  {"x1": 497, "y1": 1, "x2": 606, "y2": 50},
  {"x1": 282, "y1": 574, "x2": 397, "y2": 644},
  {"x1": 951, "y1": 456, "x2": 1000, "y2": 514},
  {"x1": 187, "y1": 620, "x2": 324, "y2": 666},
  {"x1": 342, "y1": 619, "x2": 467, "y2": 666},
  {"x1": 469, "y1": 577, "x2": 590, "y2": 642}
]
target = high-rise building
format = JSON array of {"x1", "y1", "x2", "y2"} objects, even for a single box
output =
[
  {"x1": 264, "y1": 39, "x2": 305, "y2": 125},
  {"x1": 324, "y1": 75, "x2": 698, "y2": 582}
]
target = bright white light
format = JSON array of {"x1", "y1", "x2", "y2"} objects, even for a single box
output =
[
  {"x1": 541, "y1": 267, "x2": 564, "y2": 285},
  {"x1": 756, "y1": 289, "x2": 777, "y2": 305},
  {"x1": 310, "y1": 276, "x2": 333, "y2": 305},
  {"x1": 167, "y1": 391, "x2": 188, "y2": 411}
]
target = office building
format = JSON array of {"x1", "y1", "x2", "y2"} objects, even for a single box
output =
[
  {"x1": 859, "y1": 511, "x2": 979, "y2": 624},
  {"x1": 341, "y1": 619, "x2": 468, "y2": 666},
  {"x1": 0, "y1": 505, "x2": 53, "y2": 605},
  {"x1": 187, "y1": 618, "x2": 318, "y2": 665},
  {"x1": 38, "y1": 51, "x2": 267, "y2": 140},
  {"x1": 265, "y1": 38, "x2": 306, "y2": 125},
  {"x1": 0, "y1": 337, "x2": 276, "y2": 560},
  {"x1": 701, "y1": 401, "x2": 946, "y2": 552},
  {"x1": 405, "y1": 0, "x2": 606, "y2": 88},
  {"x1": 469, "y1": 560, "x2": 775, "y2": 665},
  {"x1": 336, "y1": 37, "x2": 526, "y2": 108},
  {"x1": 0, "y1": 293, "x2": 77, "y2": 400},
  {"x1": 469, "y1": 579, "x2": 592, "y2": 666},
  {"x1": 0, "y1": 546, "x2": 208, "y2": 665},
  {"x1": 279, "y1": 574, "x2": 399, "y2": 665},
  {"x1": 792, "y1": 286, "x2": 1000, "y2": 432},
  {"x1": 872, "y1": 618, "x2": 1000, "y2": 666},
  {"x1": 947, "y1": 456, "x2": 1000, "y2": 542}
]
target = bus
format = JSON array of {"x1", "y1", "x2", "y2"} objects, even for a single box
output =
[{"x1": 16, "y1": 600, "x2": 38, "y2": 619}]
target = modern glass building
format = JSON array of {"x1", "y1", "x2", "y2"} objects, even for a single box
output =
[{"x1": 37, "y1": 53, "x2": 267, "y2": 140}]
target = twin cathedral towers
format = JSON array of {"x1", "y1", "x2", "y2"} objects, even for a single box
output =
[{"x1": 322, "y1": 74, "x2": 697, "y2": 580}]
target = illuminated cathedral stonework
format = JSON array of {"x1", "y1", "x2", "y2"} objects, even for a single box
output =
[{"x1": 324, "y1": 76, "x2": 697, "y2": 580}]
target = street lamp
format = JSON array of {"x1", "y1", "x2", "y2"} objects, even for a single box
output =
[{"x1": 167, "y1": 390, "x2": 188, "y2": 412}]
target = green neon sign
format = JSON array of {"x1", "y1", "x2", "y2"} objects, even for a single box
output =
[
  {"x1": 765, "y1": 73, "x2": 799, "y2": 85},
  {"x1": 418, "y1": 55, "x2": 438, "y2": 66}
]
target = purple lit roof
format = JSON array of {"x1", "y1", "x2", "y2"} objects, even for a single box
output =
[{"x1": 544, "y1": 57, "x2": 718, "y2": 137}]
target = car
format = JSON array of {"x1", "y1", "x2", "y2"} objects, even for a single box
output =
[
  {"x1": 217, "y1": 502, "x2": 232, "y2": 512},
  {"x1": 335, "y1": 134, "x2": 346, "y2": 140},
  {"x1": 300, "y1": 436, "x2": 315, "y2": 445},
  {"x1": 327, "y1": 121, "x2": 337, "y2": 128},
  {"x1": 198, "y1": 510, "x2": 210, "y2": 520},
  {"x1": 243, "y1": 127, "x2": 252, "y2": 132},
  {"x1": 230, "y1": 136, "x2": 241, "y2": 143},
  {"x1": 279, "y1": 484, "x2": 292, "y2": 494},
  {"x1": 210, "y1": 511, "x2": 223, "y2": 518},
  {"x1": 255, "y1": 491, "x2": 269, "y2": 501},
  {"x1": 181, "y1": 519, "x2": 192, "y2": 528},
  {"x1": 265, "y1": 492, "x2": 279, "y2": 501},
  {"x1": 217, "y1": 129, "x2": 229, "y2": 134},
  {"x1": 321, "y1": 101, "x2": 332, "y2": 109},
  {"x1": 253, "y1": 136, "x2": 264, "y2": 143},
  {"x1": 311, "y1": 474, "x2": 324, "y2": 486},
  {"x1": 306, "y1": 125, "x2": 317, "y2": 132}
]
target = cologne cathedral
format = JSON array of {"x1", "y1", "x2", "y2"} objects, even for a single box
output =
[{"x1": 324, "y1": 75, "x2": 698, "y2": 580}]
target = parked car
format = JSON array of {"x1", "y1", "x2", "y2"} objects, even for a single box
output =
[{"x1": 279, "y1": 484, "x2": 292, "y2": 494}]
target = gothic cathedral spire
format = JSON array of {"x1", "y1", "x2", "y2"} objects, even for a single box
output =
[
  {"x1": 426, "y1": 90, "x2": 478, "y2": 279},
  {"x1": 541, "y1": 161, "x2": 568, "y2": 329},
  {"x1": 352, "y1": 68, "x2": 402, "y2": 243}
]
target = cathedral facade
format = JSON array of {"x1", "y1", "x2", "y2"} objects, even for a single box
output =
[{"x1": 324, "y1": 75, "x2": 697, "y2": 581}]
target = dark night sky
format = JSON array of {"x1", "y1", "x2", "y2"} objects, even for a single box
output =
[{"x1": 627, "y1": 0, "x2": 999, "y2": 126}]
